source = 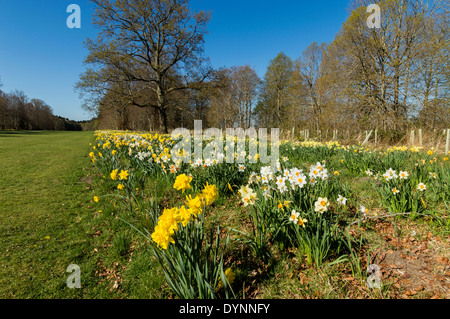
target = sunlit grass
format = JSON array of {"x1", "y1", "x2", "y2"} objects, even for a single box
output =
[{"x1": 0, "y1": 131, "x2": 101, "y2": 298}]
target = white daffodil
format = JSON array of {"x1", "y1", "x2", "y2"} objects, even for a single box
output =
[
  {"x1": 417, "y1": 183, "x2": 426, "y2": 191},
  {"x1": 248, "y1": 172, "x2": 258, "y2": 184},
  {"x1": 399, "y1": 171, "x2": 409, "y2": 179},
  {"x1": 261, "y1": 175, "x2": 269, "y2": 184},
  {"x1": 260, "y1": 166, "x2": 272, "y2": 176},
  {"x1": 275, "y1": 176, "x2": 286, "y2": 188},
  {"x1": 290, "y1": 167, "x2": 303, "y2": 177},
  {"x1": 239, "y1": 185, "x2": 257, "y2": 206},
  {"x1": 295, "y1": 175, "x2": 307, "y2": 188},
  {"x1": 309, "y1": 167, "x2": 320, "y2": 178},
  {"x1": 289, "y1": 210, "x2": 300, "y2": 223},
  {"x1": 319, "y1": 168, "x2": 329, "y2": 180},
  {"x1": 278, "y1": 183, "x2": 288, "y2": 193},
  {"x1": 337, "y1": 195, "x2": 347, "y2": 206},
  {"x1": 204, "y1": 158, "x2": 212, "y2": 167},
  {"x1": 385, "y1": 168, "x2": 398, "y2": 179},
  {"x1": 360, "y1": 205, "x2": 368, "y2": 216},
  {"x1": 314, "y1": 197, "x2": 329, "y2": 213}
]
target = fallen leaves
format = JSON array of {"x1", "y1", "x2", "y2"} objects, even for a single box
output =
[
  {"x1": 92, "y1": 230, "x2": 102, "y2": 237},
  {"x1": 95, "y1": 260, "x2": 124, "y2": 292},
  {"x1": 403, "y1": 289, "x2": 417, "y2": 297},
  {"x1": 298, "y1": 272, "x2": 309, "y2": 286},
  {"x1": 435, "y1": 256, "x2": 449, "y2": 265},
  {"x1": 343, "y1": 276, "x2": 355, "y2": 281}
]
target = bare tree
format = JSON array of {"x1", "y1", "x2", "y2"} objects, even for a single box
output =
[
  {"x1": 294, "y1": 42, "x2": 328, "y2": 131},
  {"x1": 326, "y1": 0, "x2": 448, "y2": 130},
  {"x1": 76, "y1": 0, "x2": 213, "y2": 133},
  {"x1": 207, "y1": 68, "x2": 238, "y2": 129},
  {"x1": 230, "y1": 65, "x2": 260, "y2": 129},
  {"x1": 256, "y1": 52, "x2": 293, "y2": 128}
]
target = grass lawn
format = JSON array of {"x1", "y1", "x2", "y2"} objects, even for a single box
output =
[
  {"x1": 0, "y1": 131, "x2": 102, "y2": 298},
  {"x1": 0, "y1": 130, "x2": 168, "y2": 299}
]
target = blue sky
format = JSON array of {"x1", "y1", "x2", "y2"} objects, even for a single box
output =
[{"x1": 0, "y1": 0, "x2": 350, "y2": 121}]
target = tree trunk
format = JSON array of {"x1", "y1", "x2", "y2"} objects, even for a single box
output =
[{"x1": 159, "y1": 106, "x2": 169, "y2": 134}]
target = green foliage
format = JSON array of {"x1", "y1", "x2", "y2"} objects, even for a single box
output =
[{"x1": 152, "y1": 218, "x2": 234, "y2": 299}]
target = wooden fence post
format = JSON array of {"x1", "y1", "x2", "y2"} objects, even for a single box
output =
[
  {"x1": 375, "y1": 129, "x2": 378, "y2": 145},
  {"x1": 419, "y1": 128, "x2": 423, "y2": 147},
  {"x1": 410, "y1": 130, "x2": 415, "y2": 146},
  {"x1": 362, "y1": 130, "x2": 373, "y2": 145},
  {"x1": 446, "y1": 129, "x2": 450, "y2": 155}
]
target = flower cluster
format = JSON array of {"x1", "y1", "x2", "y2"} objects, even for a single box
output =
[
  {"x1": 289, "y1": 209, "x2": 308, "y2": 227},
  {"x1": 382, "y1": 168, "x2": 400, "y2": 180},
  {"x1": 314, "y1": 197, "x2": 330, "y2": 214},
  {"x1": 151, "y1": 181, "x2": 218, "y2": 250},
  {"x1": 173, "y1": 173, "x2": 193, "y2": 193},
  {"x1": 110, "y1": 169, "x2": 129, "y2": 181},
  {"x1": 200, "y1": 182, "x2": 219, "y2": 206},
  {"x1": 375, "y1": 168, "x2": 427, "y2": 193},
  {"x1": 238, "y1": 185, "x2": 257, "y2": 206},
  {"x1": 254, "y1": 161, "x2": 329, "y2": 194},
  {"x1": 151, "y1": 207, "x2": 191, "y2": 249}
]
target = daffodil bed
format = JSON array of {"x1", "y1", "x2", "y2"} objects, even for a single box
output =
[{"x1": 89, "y1": 130, "x2": 449, "y2": 299}]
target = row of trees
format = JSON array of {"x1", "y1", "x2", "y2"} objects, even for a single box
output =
[
  {"x1": 0, "y1": 83, "x2": 83, "y2": 131},
  {"x1": 256, "y1": 0, "x2": 449, "y2": 132},
  {"x1": 77, "y1": 0, "x2": 449, "y2": 133}
]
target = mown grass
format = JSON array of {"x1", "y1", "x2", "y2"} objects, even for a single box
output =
[
  {"x1": 0, "y1": 131, "x2": 113, "y2": 298},
  {"x1": 0, "y1": 130, "x2": 177, "y2": 298}
]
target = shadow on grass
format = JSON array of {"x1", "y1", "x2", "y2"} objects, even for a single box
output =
[{"x1": 0, "y1": 130, "x2": 66, "y2": 137}]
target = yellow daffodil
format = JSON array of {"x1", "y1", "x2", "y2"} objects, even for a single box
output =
[
  {"x1": 111, "y1": 169, "x2": 118, "y2": 181},
  {"x1": 201, "y1": 182, "x2": 218, "y2": 206},
  {"x1": 173, "y1": 174, "x2": 193, "y2": 193},
  {"x1": 218, "y1": 268, "x2": 235, "y2": 288},
  {"x1": 185, "y1": 195, "x2": 202, "y2": 217},
  {"x1": 118, "y1": 170, "x2": 129, "y2": 180}
]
